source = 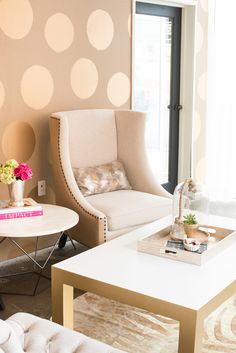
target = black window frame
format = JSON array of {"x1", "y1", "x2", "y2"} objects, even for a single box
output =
[{"x1": 136, "y1": 2, "x2": 182, "y2": 193}]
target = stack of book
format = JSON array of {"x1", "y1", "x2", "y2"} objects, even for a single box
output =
[
  {"x1": 0, "y1": 198, "x2": 43, "y2": 220},
  {"x1": 166, "y1": 239, "x2": 207, "y2": 254}
]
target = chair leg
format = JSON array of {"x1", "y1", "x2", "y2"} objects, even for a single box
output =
[
  {"x1": 58, "y1": 233, "x2": 68, "y2": 249},
  {"x1": 0, "y1": 295, "x2": 5, "y2": 310}
]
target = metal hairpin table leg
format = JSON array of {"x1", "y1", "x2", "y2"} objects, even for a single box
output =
[
  {"x1": 0, "y1": 231, "x2": 76, "y2": 296},
  {"x1": 67, "y1": 233, "x2": 76, "y2": 250},
  {"x1": 0, "y1": 237, "x2": 6, "y2": 245},
  {"x1": 58, "y1": 231, "x2": 76, "y2": 250},
  {"x1": 33, "y1": 236, "x2": 39, "y2": 272}
]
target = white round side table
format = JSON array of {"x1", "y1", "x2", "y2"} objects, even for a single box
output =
[{"x1": 0, "y1": 204, "x2": 79, "y2": 298}]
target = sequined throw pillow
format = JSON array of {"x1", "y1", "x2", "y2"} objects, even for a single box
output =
[{"x1": 73, "y1": 160, "x2": 132, "y2": 196}]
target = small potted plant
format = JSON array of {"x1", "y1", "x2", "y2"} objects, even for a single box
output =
[{"x1": 183, "y1": 213, "x2": 198, "y2": 237}]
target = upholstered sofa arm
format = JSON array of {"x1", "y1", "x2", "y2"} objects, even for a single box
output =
[
  {"x1": 6, "y1": 312, "x2": 127, "y2": 353},
  {"x1": 0, "y1": 319, "x2": 24, "y2": 353},
  {"x1": 115, "y1": 110, "x2": 172, "y2": 199},
  {"x1": 49, "y1": 116, "x2": 107, "y2": 246}
]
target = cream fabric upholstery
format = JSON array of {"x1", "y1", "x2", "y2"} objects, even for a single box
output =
[
  {"x1": 53, "y1": 109, "x2": 117, "y2": 168},
  {"x1": 0, "y1": 319, "x2": 23, "y2": 353},
  {"x1": 4, "y1": 312, "x2": 126, "y2": 353},
  {"x1": 106, "y1": 225, "x2": 140, "y2": 241},
  {"x1": 49, "y1": 109, "x2": 172, "y2": 247},
  {"x1": 115, "y1": 110, "x2": 171, "y2": 197},
  {"x1": 86, "y1": 190, "x2": 172, "y2": 231}
]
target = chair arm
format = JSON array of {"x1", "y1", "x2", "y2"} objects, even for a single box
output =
[
  {"x1": 49, "y1": 116, "x2": 107, "y2": 246},
  {"x1": 115, "y1": 110, "x2": 172, "y2": 199}
]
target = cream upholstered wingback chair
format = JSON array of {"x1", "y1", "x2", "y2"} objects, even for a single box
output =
[{"x1": 49, "y1": 109, "x2": 172, "y2": 247}]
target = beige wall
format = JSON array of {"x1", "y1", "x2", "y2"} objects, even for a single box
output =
[{"x1": 0, "y1": 0, "x2": 131, "y2": 260}]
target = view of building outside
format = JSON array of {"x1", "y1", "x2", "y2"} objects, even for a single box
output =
[{"x1": 134, "y1": 14, "x2": 172, "y2": 184}]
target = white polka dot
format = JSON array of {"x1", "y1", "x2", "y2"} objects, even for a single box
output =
[
  {"x1": 107, "y1": 72, "x2": 130, "y2": 107},
  {"x1": 87, "y1": 10, "x2": 114, "y2": 50},
  {"x1": 0, "y1": 82, "x2": 5, "y2": 109},
  {"x1": 200, "y1": 0, "x2": 208, "y2": 12},
  {"x1": 195, "y1": 157, "x2": 206, "y2": 183},
  {"x1": 197, "y1": 72, "x2": 207, "y2": 101},
  {"x1": 21, "y1": 65, "x2": 54, "y2": 110},
  {"x1": 196, "y1": 21, "x2": 204, "y2": 54},
  {"x1": 128, "y1": 14, "x2": 131, "y2": 37},
  {"x1": 71, "y1": 58, "x2": 98, "y2": 99},
  {"x1": 0, "y1": 0, "x2": 33, "y2": 39},
  {"x1": 193, "y1": 111, "x2": 201, "y2": 142},
  {"x1": 45, "y1": 13, "x2": 74, "y2": 52}
]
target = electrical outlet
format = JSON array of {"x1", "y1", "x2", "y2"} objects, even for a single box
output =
[{"x1": 38, "y1": 180, "x2": 46, "y2": 196}]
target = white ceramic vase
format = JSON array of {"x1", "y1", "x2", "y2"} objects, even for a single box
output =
[{"x1": 8, "y1": 180, "x2": 25, "y2": 207}]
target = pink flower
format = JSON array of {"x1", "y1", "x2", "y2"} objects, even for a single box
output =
[{"x1": 14, "y1": 163, "x2": 33, "y2": 181}]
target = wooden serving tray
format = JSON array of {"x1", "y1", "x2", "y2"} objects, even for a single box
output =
[{"x1": 137, "y1": 225, "x2": 236, "y2": 266}]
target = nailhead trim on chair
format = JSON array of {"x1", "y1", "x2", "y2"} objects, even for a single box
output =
[
  {"x1": 51, "y1": 116, "x2": 107, "y2": 241},
  {"x1": 104, "y1": 218, "x2": 107, "y2": 242}
]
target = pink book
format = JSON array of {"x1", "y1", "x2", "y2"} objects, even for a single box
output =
[{"x1": 0, "y1": 210, "x2": 43, "y2": 220}]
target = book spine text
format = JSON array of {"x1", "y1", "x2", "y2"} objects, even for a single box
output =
[{"x1": 0, "y1": 210, "x2": 43, "y2": 220}]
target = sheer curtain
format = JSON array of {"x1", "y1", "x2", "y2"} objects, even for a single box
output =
[{"x1": 206, "y1": 0, "x2": 236, "y2": 200}]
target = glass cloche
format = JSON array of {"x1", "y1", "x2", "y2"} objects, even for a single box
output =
[{"x1": 171, "y1": 178, "x2": 209, "y2": 240}]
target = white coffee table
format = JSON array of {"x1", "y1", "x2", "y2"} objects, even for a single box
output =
[
  {"x1": 51, "y1": 215, "x2": 236, "y2": 353},
  {"x1": 0, "y1": 204, "x2": 79, "y2": 296}
]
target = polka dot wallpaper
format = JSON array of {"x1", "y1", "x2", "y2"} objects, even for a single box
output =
[
  {"x1": 0, "y1": 0, "x2": 209, "y2": 259},
  {"x1": 0, "y1": 81, "x2": 5, "y2": 109},
  {"x1": 0, "y1": 0, "x2": 33, "y2": 39},
  {"x1": 87, "y1": 10, "x2": 114, "y2": 50},
  {"x1": 0, "y1": 0, "x2": 131, "y2": 259},
  {"x1": 107, "y1": 72, "x2": 130, "y2": 107},
  {"x1": 192, "y1": 0, "x2": 209, "y2": 183},
  {"x1": 71, "y1": 58, "x2": 99, "y2": 99},
  {"x1": 21, "y1": 65, "x2": 54, "y2": 110},
  {"x1": 45, "y1": 13, "x2": 74, "y2": 53},
  {"x1": 2, "y1": 121, "x2": 35, "y2": 161}
]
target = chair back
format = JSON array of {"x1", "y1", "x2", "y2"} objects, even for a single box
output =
[{"x1": 52, "y1": 109, "x2": 117, "y2": 168}]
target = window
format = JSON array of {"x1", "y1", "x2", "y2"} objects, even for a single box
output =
[{"x1": 133, "y1": 2, "x2": 182, "y2": 193}]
